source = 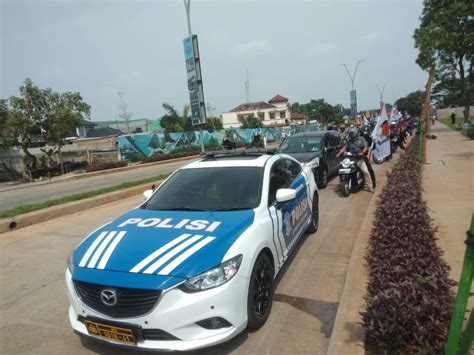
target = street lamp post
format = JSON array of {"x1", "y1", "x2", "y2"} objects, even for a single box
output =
[
  {"x1": 341, "y1": 60, "x2": 364, "y2": 118},
  {"x1": 376, "y1": 82, "x2": 387, "y2": 104}
]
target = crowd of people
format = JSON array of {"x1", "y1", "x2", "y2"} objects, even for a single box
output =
[{"x1": 332, "y1": 114, "x2": 415, "y2": 193}]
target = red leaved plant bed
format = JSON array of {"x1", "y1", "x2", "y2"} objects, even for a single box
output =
[
  {"x1": 361, "y1": 135, "x2": 454, "y2": 354},
  {"x1": 85, "y1": 161, "x2": 128, "y2": 172}
]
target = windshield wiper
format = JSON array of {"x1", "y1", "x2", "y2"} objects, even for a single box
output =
[
  {"x1": 155, "y1": 207, "x2": 206, "y2": 211},
  {"x1": 210, "y1": 207, "x2": 251, "y2": 211}
]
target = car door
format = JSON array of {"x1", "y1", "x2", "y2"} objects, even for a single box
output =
[
  {"x1": 267, "y1": 158, "x2": 311, "y2": 262},
  {"x1": 327, "y1": 134, "x2": 341, "y2": 174}
]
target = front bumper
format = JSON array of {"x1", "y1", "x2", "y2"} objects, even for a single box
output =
[{"x1": 65, "y1": 269, "x2": 248, "y2": 351}]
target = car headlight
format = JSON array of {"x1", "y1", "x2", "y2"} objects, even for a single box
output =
[
  {"x1": 341, "y1": 158, "x2": 351, "y2": 168},
  {"x1": 180, "y1": 254, "x2": 243, "y2": 292},
  {"x1": 67, "y1": 253, "x2": 74, "y2": 273}
]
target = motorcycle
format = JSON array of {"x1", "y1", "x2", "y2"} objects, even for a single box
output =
[
  {"x1": 248, "y1": 133, "x2": 266, "y2": 149},
  {"x1": 338, "y1": 152, "x2": 365, "y2": 197},
  {"x1": 390, "y1": 132, "x2": 399, "y2": 153},
  {"x1": 222, "y1": 137, "x2": 236, "y2": 150}
]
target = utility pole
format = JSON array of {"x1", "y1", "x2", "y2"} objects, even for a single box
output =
[
  {"x1": 245, "y1": 68, "x2": 250, "y2": 103},
  {"x1": 183, "y1": 0, "x2": 205, "y2": 153},
  {"x1": 341, "y1": 60, "x2": 364, "y2": 118}
]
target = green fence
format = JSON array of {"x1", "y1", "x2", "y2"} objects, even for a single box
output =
[{"x1": 445, "y1": 214, "x2": 474, "y2": 355}]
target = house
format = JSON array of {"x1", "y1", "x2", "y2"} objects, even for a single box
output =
[
  {"x1": 222, "y1": 95, "x2": 292, "y2": 128},
  {"x1": 289, "y1": 113, "x2": 307, "y2": 125},
  {"x1": 76, "y1": 119, "x2": 97, "y2": 138},
  {"x1": 94, "y1": 118, "x2": 154, "y2": 133},
  {"x1": 86, "y1": 127, "x2": 125, "y2": 138}
]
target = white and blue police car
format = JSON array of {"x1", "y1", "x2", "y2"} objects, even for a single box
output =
[{"x1": 66, "y1": 150, "x2": 319, "y2": 351}]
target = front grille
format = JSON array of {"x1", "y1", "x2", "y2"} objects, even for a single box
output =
[{"x1": 74, "y1": 281, "x2": 161, "y2": 318}]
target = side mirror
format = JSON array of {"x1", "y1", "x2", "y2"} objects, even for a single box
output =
[
  {"x1": 276, "y1": 188, "x2": 296, "y2": 204},
  {"x1": 143, "y1": 190, "x2": 153, "y2": 200}
]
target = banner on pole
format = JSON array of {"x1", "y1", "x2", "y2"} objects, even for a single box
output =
[{"x1": 183, "y1": 35, "x2": 207, "y2": 126}]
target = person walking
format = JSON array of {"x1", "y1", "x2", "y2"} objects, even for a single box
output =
[
  {"x1": 451, "y1": 112, "x2": 456, "y2": 125},
  {"x1": 360, "y1": 125, "x2": 377, "y2": 189}
]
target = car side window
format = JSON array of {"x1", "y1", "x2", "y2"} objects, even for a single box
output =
[
  {"x1": 268, "y1": 160, "x2": 289, "y2": 205},
  {"x1": 268, "y1": 159, "x2": 301, "y2": 206},
  {"x1": 283, "y1": 159, "x2": 301, "y2": 181}
]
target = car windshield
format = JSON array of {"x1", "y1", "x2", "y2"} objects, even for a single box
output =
[
  {"x1": 279, "y1": 137, "x2": 321, "y2": 153},
  {"x1": 143, "y1": 167, "x2": 263, "y2": 211}
]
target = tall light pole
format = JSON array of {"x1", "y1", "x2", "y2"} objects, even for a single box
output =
[
  {"x1": 341, "y1": 60, "x2": 364, "y2": 118},
  {"x1": 376, "y1": 82, "x2": 387, "y2": 104}
]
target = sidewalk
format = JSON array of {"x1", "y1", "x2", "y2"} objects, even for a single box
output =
[
  {"x1": 327, "y1": 124, "x2": 473, "y2": 354},
  {"x1": 423, "y1": 123, "x2": 473, "y2": 300}
]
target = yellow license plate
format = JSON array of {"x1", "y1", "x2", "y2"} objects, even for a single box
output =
[{"x1": 84, "y1": 320, "x2": 136, "y2": 345}]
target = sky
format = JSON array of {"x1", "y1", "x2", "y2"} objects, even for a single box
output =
[{"x1": 1, "y1": 0, "x2": 427, "y2": 121}]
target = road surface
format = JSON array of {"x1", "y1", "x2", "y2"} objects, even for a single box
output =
[
  {"x1": 0, "y1": 163, "x2": 389, "y2": 354},
  {"x1": 0, "y1": 158, "x2": 196, "y2": 212}
]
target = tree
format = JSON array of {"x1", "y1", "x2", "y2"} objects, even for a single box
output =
[
  {"x1": 44, "y1": 91, "x2": 90, "y2": 174},
  {"x1": 290, "y1": 98, "x2": 345, "y2": 123},
  {"x1": 414, "y1": 0, "x2": 474, "y2": 122},
  {"x1": 203, "y1": 117, "x2": 223, "y2": 131},
  {"x1": 8, "y1": 79, "x2": 50, "y2": 174},
  {"x1": 0, "y1": 99, "x2": 12, "y2": 149},
  {"x1": 6, "y1": 79, "x2": 90, "y2": 178},
  {"x1": 117, "y1": 91, "x2": 132, "y2": 133},
  {"x1": 239, "y1": 114, "x2": 262, "y2": 129},
  {"x1": 160, "y1": 103, "x2": 182, "y2": 133},
  {"x1": 395, "y1": 91, "x2": 425, "y2": 116}
]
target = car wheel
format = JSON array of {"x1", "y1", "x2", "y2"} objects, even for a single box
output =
[
  {"x1": 247, "y1": 253, "x2": 274, "y2": 330},
  {"x1": 373, "y1": 157, "x2": 384, "y2": 164},
  {"x1": 306, "y1": 193, "x2": 319, "y2": 233},
  {"x1": 317, "y1": 166, "x2": 328, "y2": 189}
]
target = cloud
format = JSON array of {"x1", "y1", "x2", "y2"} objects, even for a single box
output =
[
  {"x1": 308, "y1": 42, "x2": 339, "y2": 57},
  {"x1": 230, "y1": 40, "x2": 271, "y2": 55}
]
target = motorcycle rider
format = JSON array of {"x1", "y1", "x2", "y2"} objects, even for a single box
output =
[{"x1": 336, "y1": 127, "x2": 375, "y2": 192}]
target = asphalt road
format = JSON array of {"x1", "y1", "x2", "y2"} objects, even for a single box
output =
[
  {"x1": 0, "y1": 158, "x2": 196, "y2": 212},
  {"x1": 0, "y1": 167, "x2": 383, "y2": 355}
]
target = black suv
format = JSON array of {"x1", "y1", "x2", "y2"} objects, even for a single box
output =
[{"x1": 278, "y1": 130, "x2": 342, "y2": 188}]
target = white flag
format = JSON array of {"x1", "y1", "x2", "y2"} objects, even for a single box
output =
[
  {"x1": 390, "y1": 107, "x2": 402, "y2": 122},
  {"x1": 372, "y1": 103, "x2": 391, "y2": 160}
]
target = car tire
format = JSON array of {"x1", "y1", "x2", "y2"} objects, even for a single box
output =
[
  {"x1": 306, "y1": 193, "x2": 319, "y2": 233},
  {"x1": 317, "y1": 166, "x2": 328, "y2": 189},
  {"x1": 247, "y1": 253, "x2": 274, "y2": 330},
  {"x1": 373, "y1": 157, "x2": 384, "y2": 164}
]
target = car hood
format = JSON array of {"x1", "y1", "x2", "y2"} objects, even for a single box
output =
[
  {"x1": 284, "y1": 151, "x2": 321, "y2": 163},
  {"x1": 72, "y1": 208, "x2": 254, "y2": 281}
]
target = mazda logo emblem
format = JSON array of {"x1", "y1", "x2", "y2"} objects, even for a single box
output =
[{"x1": 100, "y1": 289, "x2": 117, "y2": 306}]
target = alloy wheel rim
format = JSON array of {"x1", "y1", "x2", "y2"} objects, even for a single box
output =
[{"x1": 253, "y1": 262, "x2": 272, "y2": 318}]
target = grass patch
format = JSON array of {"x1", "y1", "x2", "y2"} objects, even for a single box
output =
[
  {"x1": 439, "y1": 116, "x2": 473, "y2": 131},
  {"x1": 0, "y1": 174, "x2": 170, "y2": 219}
]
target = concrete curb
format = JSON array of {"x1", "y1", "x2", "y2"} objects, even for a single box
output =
[
  {"x1": 0, "y1": 180, "x2": 163, "y2": 234},
  {"x1": 326, "y1": 141, "x2": 411, "y2": 355}
]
